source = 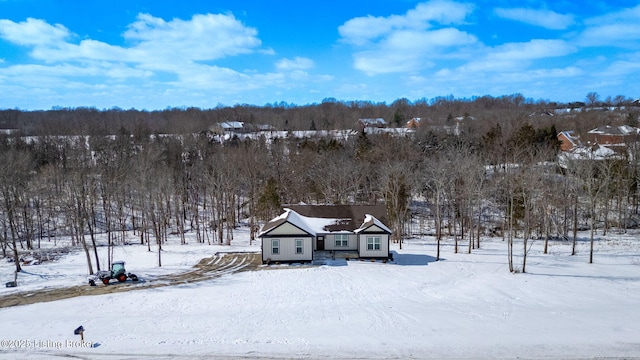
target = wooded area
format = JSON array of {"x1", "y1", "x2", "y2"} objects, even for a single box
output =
[{"x1": 1, "y1": 93, "x2": 639, "y2": 274}]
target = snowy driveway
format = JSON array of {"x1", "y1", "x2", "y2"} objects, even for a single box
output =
[{"x1": 0, "y1": 252, "x2": 262, "y2": 308}]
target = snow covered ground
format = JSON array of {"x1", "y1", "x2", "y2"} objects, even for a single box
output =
[{"x1": 1, "y1": 229, "x2": 639, "y2": 359}]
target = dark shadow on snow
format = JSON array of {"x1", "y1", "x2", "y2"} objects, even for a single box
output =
[
  {"x1": 391, "y1": 252, "x2": 439, "y2": 266},
  {"x1": 319, "y1": 259, "x2": 349, "y2": 266}
]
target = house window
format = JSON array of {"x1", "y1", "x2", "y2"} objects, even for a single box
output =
[
  {"x1": 295, "y1": 239, "x2": 304, "y2": 254},
  {"x1": 272, "y1": 239, "x2": 280, "y2": 254},
  {"x1": 335, "y1": 234, "x2": 349, "y2": 247},
  {"x1": 367, "y1": 236, "x2": 381, "y2": 251}
]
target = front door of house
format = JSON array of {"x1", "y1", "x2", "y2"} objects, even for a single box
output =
[{"x1": 317, "y1": 236, "x2": 325, "y2": 250}]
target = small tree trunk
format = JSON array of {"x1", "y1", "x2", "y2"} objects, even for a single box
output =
[{"x1": 572, "y1": 194, "x2": 578, "y2": 256}]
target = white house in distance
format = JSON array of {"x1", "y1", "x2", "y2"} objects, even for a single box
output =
[
  {"x1": 258, "y1": 205, "x2": 391, "y2": 263},
  {"x1": 356, "y1": 118, "x2": 387, "y2": 129},
  {"x1": 209, "y1": 121, "x2": 245, "y2": 134}
]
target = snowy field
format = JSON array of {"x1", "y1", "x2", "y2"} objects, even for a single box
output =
[{"x1": 1, "y1": 229, "x2": 639, "y2": 359}]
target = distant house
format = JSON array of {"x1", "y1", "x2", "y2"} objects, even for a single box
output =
[
  {"x1": 258, "y1": 205, "x2": 391, "y2": 263},
  {"x1": 587, "y1": 125, "x2": 640, "y2": 146},
  {"x1": 255, "y1": 124, "x2": 277, "y2": 132},
  {"x1": 406, "y1": 117, "x2": 422, "y2": 129},
  {"x1": 529, "y1": 110, "x2": 555, "y2": 117},
  {"x1": 557, "y1": 131, "x2": 582, "y2": 152},
  {"x1": 209, "y1": 121, "x2": 245, "y2": 134},
  {"x1": 558, "y1": 144, "x2": 622, "y2": 168},
  {"x1": 356, "y1": 118, "x2": 387, "y2": 129}
]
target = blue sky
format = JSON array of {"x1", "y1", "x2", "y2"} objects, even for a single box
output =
[{"x1": 1, "y1": 0, "x2": 639, "y2": 110}]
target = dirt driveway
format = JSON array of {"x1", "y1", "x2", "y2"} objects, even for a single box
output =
[{"x1": 0, "y1": 252, "x2": 262, "y2": 309}]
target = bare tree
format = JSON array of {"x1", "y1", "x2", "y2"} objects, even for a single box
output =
[
  {"x1": 422, "y1": 155, "x2": 452, "y2": 260},
  {"x1": 0, "y1": 148, "x2": 34, "y2": 278},
  {"x1": 586, "y1": 92, "x2": 600, "y2": 107}
]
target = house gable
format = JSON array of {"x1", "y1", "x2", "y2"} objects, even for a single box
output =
[
  {"x1": 261, "y1": 221, "x2": 312, "y2": 237},
  {"x1": 354, "y1": 214, "x2": 392, "y2": 234},
  {"x1": 558, "y1": 131, "x2": 581, "y2": 152},
  {"x1": 357, "y1": 224, "x2": 389, "y2": 234}
]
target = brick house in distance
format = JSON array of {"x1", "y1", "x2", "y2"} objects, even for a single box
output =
[
  {"x1": 557, "y1": 130, "x2": 582, "y2": 151},
  {"x1": 586, "y1": 125, "x2": 640, "y2": 146}
]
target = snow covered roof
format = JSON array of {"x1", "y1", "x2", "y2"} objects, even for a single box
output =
[
  {"x1": 558, "y1": 144, "x2": 622, "y2": 165},
  {"x1": 358, "y1": 118, "x2": 387, "y2": 127},
  {"x1": 259, "y1": 206, "x2": 390, "y2": 237},
  {"x1": 287, "y1": 209, "x2": 353, "y2": 234},
  {"x1": 573, "y1": 145, "x2": 617, "y2": 158},
  {"x1": 217, "y1": 121, "x2": 244, "y2": 129},
  {"x1": 354, "y1": 214, "x2": 392, "y2": 234},
  {"x1": 587, "y1": 125, "x2": 640, "y2": 136}
]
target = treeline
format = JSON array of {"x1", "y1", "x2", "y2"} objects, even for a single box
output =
[
  {"x1": 2, "y1": 93, "x2": 636, "y2": 136},
  {"x1": 1, "y1": 93, "x2": 639, "y2": 274}
]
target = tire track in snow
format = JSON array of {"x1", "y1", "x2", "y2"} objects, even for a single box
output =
[{"x1": 0, "y1": 253, "x2": 262, "y2": 308}]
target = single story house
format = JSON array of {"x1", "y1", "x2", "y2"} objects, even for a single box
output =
[
  {"x1": 259, "y1": 205, "x2": 391, "y2": 263},
  {"x1": 587, "y1": 125, "x2": 640, "y2": 146},
  {"x1": 209, "y1": 121, "x2": 245, "y2": 134},
  {"x1": 356, "y1": 118, "x2": 387, "y2": 129}
]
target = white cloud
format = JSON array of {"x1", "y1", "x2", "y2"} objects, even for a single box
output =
[
  {"x1": 275, "y1": 57, "x2": 314, "y2": 71},
  {"x1": 0, "y1": 13, "x2": 262, "y2": 70},
  {"x1": 0, "y1": 12, "x2": 331, "y2": 108},
  {"x1": 339, "y1": 0, "x2": 473, "y2": 46},
  {"x1": 494, "y1": 8, "x2": 575, "y2": 30},
  {"x1": 585, "y1": 4, "x2": 640, "y2": 25},
  {"x1": 31, "y1": 40, "x2": 130, "y2": 63},
  {"x1": 458, "y1": 39, "x2": 577, "y2": 72},
  {"x1": 490, "y1": 39, "x2": 576, "y2": 61},
  {"x1": 124, "y1": 13, "x2": 261, "y2": 62},
  {"x1": 339, "y1": 0, "x2": 477, "y2": 75},
  {"x1": 579, "y1": 5, "x2": 640, "y2": 46},
  {"x1": 579, "y1": 23, "x2": 640, "y2": 47},
  {"x1": 598, "y1": 52, "x2": 640, "y2": 78},
  {"x1": 352, "y1": 27, "x2": 476, "y2": 75},
  {"x1": 0, "y1": 17, "x2": 71, "y2": 46},
  {"x1": 0, "y1": 12, "x2": 285, "y2": 95},
  {"x1": 339, "y1": 15, "x2": 400, "y2": 46}
]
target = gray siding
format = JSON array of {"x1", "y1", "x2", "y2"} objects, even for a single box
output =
[
  {"x1": 323, "y1": 233, "x2": 357, "y2": 251},
  {"x1": 358, "y1": 234, "x2": 390, "y2": 258},
  {"x1": 262, "y1": 237, "x2": 313, "y2": 262}
]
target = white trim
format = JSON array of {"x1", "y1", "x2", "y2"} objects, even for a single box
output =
[{"x1": 367, "y1": 236, "x2": 381, "y2": 251}]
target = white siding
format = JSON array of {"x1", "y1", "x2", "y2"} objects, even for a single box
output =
[
  {"x1": 262, "y1": 237, "x2": 313, "y2": 262},
  {"x1": 358, "y1": 234, "x2": 390, "y2": 258},
  {"x1": 324, "y1": 233, "x2": 357, "y2": 251}
]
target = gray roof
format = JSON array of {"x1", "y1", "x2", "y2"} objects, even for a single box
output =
[
  {"x1": 217, "y1": 121, "x2": 244, "y2": 129},
  {"x1": 588, "y1": 125, "x2": 640, "y2": 136}
]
